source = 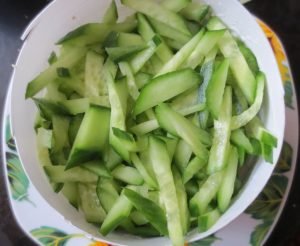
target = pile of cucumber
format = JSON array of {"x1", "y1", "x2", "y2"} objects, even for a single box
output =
[{"x1": 27, "y1": 0, "x2": 278, "y2": 245}]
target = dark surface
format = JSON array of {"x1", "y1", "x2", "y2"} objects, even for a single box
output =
[{"x1": 0, "y1": 0, "x2": 299, "y2": 245}]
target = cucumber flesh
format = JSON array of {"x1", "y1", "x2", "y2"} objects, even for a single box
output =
[
  {"x1": 102, "y1": 0, "x2": 118, "y2": 24},
  {"x1": 112, "y1": 164, "x2": 144, "y2": 185}
]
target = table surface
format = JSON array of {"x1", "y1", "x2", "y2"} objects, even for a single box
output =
[{"x1": 0, "y1": 0, "x2": 299, "y2": 245}]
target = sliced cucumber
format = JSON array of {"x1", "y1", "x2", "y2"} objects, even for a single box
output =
[
  {"x1": 102, "y1": 0, "x2": 118, "y2": 24},
  {"x1": 198, "y1": 208, "x2": 220, "y2": 232},
  {"x1": 82, "y1": 160, "x2": 112, "y2": 178},
  {"x1": 111, "y1": 164, "x2": 144, "y2": 185},
  {"x1": 61, "y1": 182, "x2": 78, "y2": 209}
]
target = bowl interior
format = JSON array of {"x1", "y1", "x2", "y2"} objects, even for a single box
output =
[{"x1": 10, "y1": 0, "x2": 285, "y2": 245}]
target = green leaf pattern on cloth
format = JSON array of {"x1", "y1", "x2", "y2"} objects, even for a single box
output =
[{"x1": 31, "y1": 226, "x2": 83, "y2": 246}]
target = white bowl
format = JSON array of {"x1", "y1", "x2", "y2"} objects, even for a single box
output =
[{"x1": 10, "y1": 0, "x2": 285, "y2": 245}]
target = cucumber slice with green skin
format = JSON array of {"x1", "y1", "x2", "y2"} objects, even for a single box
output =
[
  {"x1": 104, "y1": 147, "x2": 123, "y2": 171},
  {"x1": 82, "y1": 160, "x2": 112, "y2": 178},
  {"x1": 103, "y1": 59, "x2": 130, "y2": 162},
  {"x1": 124, "y1": 188, "x2": 168, "y2": 236},
  {"x1": 198, "y1": 47, "x2": 218, "y2": 129},
  {"x1": 172, "y1": 166, "x2": 190, "y2": 235},
  {"x1": 231, "y1": 72, "x2": 265, "y2": 130},
  {"x1": 237, "y1": 146, "x2": 246, "y2": 166},
  {"x1": 206, "y1": 59, "x2": 230, "y2": 118},
  {"x1": 217, "y1": 146, "x2": 238, "y2": 212},
  {"x1": 174, "y1": 139, "x2": 193, "y2": 173},
  {"x1": 99, "y1": 191, "x2": 133, "y2": 236},
  {"x1": 57, "y1": 20, "x2": 137, "y2": 46},
  {"x1": 66, "y1": 105, "x2": 110, "y2": 169},
  {"x1": 131, "y1": 153, "x2": 158, "y2": 189},
  {"x1": 157, "y1": 136, "x2": 178, "y2": 161},
  {"x1": 130, "y1": 119, "x2": 158, "y2": 136},
  {"x1": 106, "y1": 45, "x2": 147, "y2": 63},
  {"x1": 230, "y1": 129, "x2": 253, "y2": 154},
  {"x1": 119, "y1": 61, "x2": 140, "y2": 100},
  {"x1": 134, "y1": 68, "x2": 201, "y2": 115},
  {"x1": 61, "y1": 182, "x2": 78, "y2": 209},
  {"x1": 207, "y1": 17, "x2": 256, "y2": 104},
  {"x1": 96, "y1": 178, "x2": 120, "y2": 213},
  {"x1": 137, "y1": 13, "x2": 173, "y2": 63},
  {"x1": 36, "y1": 128, "x2": 53, "y2": 167},
  {"x1": 238, "y1": 42, "x2": 259, "y2": 75},
  {"x1": 171, "y1": 87, "x2": 198, "y2": 111},
  {"x1": 112, "y1": 127, "x2": 139, "y2": 152},
  {"x1": 261, "y1": 142, "x2": 273, "y2": 163},
  {"x1": 111, "y1": 165, "x2": 144, "y2": 185},
  {"x1": 102, "y1": 0, "x2": 118, "y2": 24},
  {"x1": 164, "y1": 37, "x2": 185, "y2": 51},
  {"x1": 148, "y1": 17, "x2": 191, "y2": 46},
  {"x1": 33, "y1": 98, "x2": 69, "y2": 120},
  {"x1": 184, "y1": 29, "x2": 226, "y2": 69},
  {"x1": 186, "y1": 21, "x2": 202, "y2": 36},
  {"x1": 37, "y1": 127, "x2": 52, "y2": 149},
  {"x1": 183, "y1": 156, "x2": 206, "y2": 184},
  {"x1": 129, "y1": 35, "x2": 162, "y2": 74},
  {"x1": 180, "y1": 3, "x2": 210, "y2": 23},
  {"x1": 207, "y1": 87, "x2": 232, "y2": 174},
  {"x1": 130, "y1": 211, "x2": 148, "y2": 226},
  {"x1": 189, "y1": 171, "x2": 223, "y2": 216},
  {"x1": 51, "y1": 115, "x2": 70, "y2": 152},
  {"x1": 84, "y1": 51, "x2": 106, "y2": 97},
  {"x1": 121, "y1": 0, "x2": 191, "y2": 36},
  {"x1": 162, "y1": 0, "x2": 189, "y2": 12},
  {"x1": 157, "y1": 29, "x2": 204, "y2": 76},
  {"x1": 59, "y1": 98, "x2": 90, "y2": 115},
  {"x1": 149, "y1": 136, "x2": 184, "y2": 246},
  {"x1": 78, "y1": 183, "x2": 106, "y2": 224},
  {"x1": 117, "y1": 32, "x2": 145, "y2": 47},
  {"x1": 68, "y1": 114, "x2": 83, "y2": 145},
  {"x1": 26, "y1": 48, "x2": 87, "y2": 98},
  {"x1": 155, "y1": 103, "x2": 211, "y2": 162},
  {"x1": 44, "y1": 165, "x2": 98, "y2": 183},
  {"x1": 198, "y1": 208, "x2": 221, "y2": 232}
]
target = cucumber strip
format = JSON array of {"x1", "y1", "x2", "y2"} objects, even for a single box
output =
[
  {"x1": 137, "y1": 13, "x2": 173, "y2": 63},
  {"x1": 66, "y1": 105, "x2": 111, "y2": 169},
  {"x1": 59, "y1": 98, "x2": 89, "y2": 115},
  {"x1": 102, "y1": 0, "x2": 118, "y2": 24},
  {"x1": 230, "y1": 129, "x2": 253, "y2": 154},
  {"x1": 51, "y1": 115, "x2": 70, "y2": 153},
  {"x1": 118, "y1": 32, "x2": 145, "y2": 46},
  {"x1": 217, "y1": 146, "x2": 238, "y2": 212},
  {"x1": 131, "y1": 153, "x2": 158, "y2": 189},
  {"x1": 206, "y1": 59, "x2": 230, "y2": 118},
  {"x1": 149, "y1": 136, "x2": 184, "y2": 246},
  {"x1": 119, "y1": 61, "x2": 140, "y2": 100},
  {"x1": 99, "y1": 192, "x2": 133, "y2": 236},
  {"x1": 134, "y1": 68, "x2": 201, "y2": 115},
  {"x1": 162, "y1": 0, "x2": 189, "y2": 12},
  {"x1": 148, "y1": 55, "x2": 164, "y2": 74},
  {"x1": 37, "y1": 128, "x2": 53, "y2": 166},
  {"x1": 207, "y1": 87, "x2": 232, "y2": 174},
  {"x1": 26, "y1": 48, "x2": 87, "y2": 98},
  {"x1": 157, "y1": 29, "x2": 205, "y2": 76},
  {"x1": 171, "y1": 87, "x2": 198, "y2": 110},
  {"x1": 78, "y1": 183, "x2": 106, "y2": 223},
  {"x1": 135, "y1": 72, "x2": 152, "y2": 89},
  {"x1": 61, "y1": 182, "x2": 78, "y2": 209},
  {"x1": 57, "y1": 21, "x2": 137, "y2": 46},
  {"x1": 239, "y1": 42, "x2": 259, "y2": 75},
  {"x1": 260, "y1": 129, "x2": 278, "y2": 148},
  {"x1": 184, "y1": 30, "x2": 226, "y2": 69},
  {"x1": 106, "y1": 45, "x2": 147, "y2": 63},
  {"x1": 189, "y1": 171, "x2": 223, "y2": 216},
  {"x1": 82, "y1": 160, "x2": 112, "y2": 178},
  {"x1": 124, "y1": 188, "x2": 168, "y2": 235},
  {"x1": 164, "y1": 37, "x2": 184, "y2": 50},
  {"x1": 111, "y1": 164, "x2": 144, "y2": 185},
  {"x1": 207, "y1": 17, "x2": 256, "y2": 104},
  {"x1": 172, "y1": 166, "x2": 190, "y2": 235},
  {"x1": 261, "y1": 142, "x2": 273, "y2": 163},
  {"x1": 44, "y1": 165, "x2": 98, "y2": 183},
  {"x1": 45, "y1": 80, "x2": 67, "y2": 101},
  {"x1": 129, "y1": 35, "x2": 162, "y2": 74},
  {"x1": 186, "y1": 21, "x2": 202, "y2": 36},
  {"x1": 96, "y1": 178, "x2": 120, "y2": 213},
  {"x1": 198, "y1": 208, "x2": 221, "y2": 232},
  {"x1": 68, "y1": 114, "x2": 83, "y2": 145},
  {"x1": 177, "y1": 103, "x2": 205, "y2": 116},
  {"x1": 180, "y1": 3, "x2": 210, "y2": 23},
  {"x1": 123, "y1": 224, "x2": 161, "y2": 237},
  {"x1": 250, "y1": 137, "x2": 262, "y2": 156},
  {"x1": 158, "y1": 136, "x2": 178, "y2": 161},
  {"x1": 103, "y1": 59, "x2": 130, "y2": 162},
  {"x1": 183, "y1": 157, "x2": 206, "y2": 184},
  {"x1": 155, "y1": 103, "x2": 211, "y2": 162},
  {"x1": 198, "y1": 47, "x2": 218, "y2": 129},
  {"x1": 105, "y1": 147, "x2": 122, "y2": 171},
  {"x1": 185, "y1": 179, "x2": 199, "y2": 198},
  {"x1": 33, "y1": 98, "x2": 69, "y2": 120},
  {"x1": 174, "y1": 139, "x2": 193, "y2": 173},
  {"x1": 121, "y1": 0, "x2": 190, "y2": 36},
  {"x1": 130, "y1": 211, "x2": 148, "y2": 226},
  {"x1": 130, "y1": 119, "x2": 158, "y2": 135},
  {"x1": 148, "y1": 17, "x2": 191, "y2": 46},
  {"x1": 84, "y1": 51, "x2": 106, "y2": 98},
  {"x1": 112, "y1": 127, "x2": 139, "y2": 152},
  {"x1": 237, "y1": 146, "x2": 246, "y2": 166},
  {"x1": 231, "y1": 72, "x2": 265, "y2": 130}
]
